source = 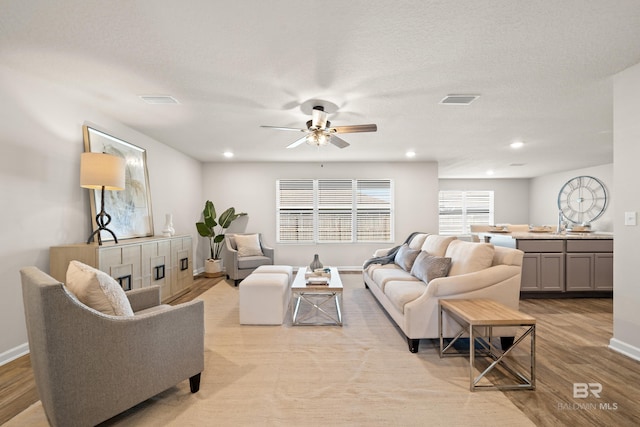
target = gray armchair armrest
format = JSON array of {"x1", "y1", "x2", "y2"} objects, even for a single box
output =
[
  {"x1": 262, "y1": 245, "x2": 275, "y2": 259},
  {"x1": 126, "y1": 285, "x2": 161, "y2": 312}
]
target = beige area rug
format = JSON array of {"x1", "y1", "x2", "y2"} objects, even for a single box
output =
[{"x1": 8, "y1": 274, "x2": 534, "y2": 426}]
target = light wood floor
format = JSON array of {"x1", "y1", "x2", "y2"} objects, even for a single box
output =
[{"x1": 2, "y1": 275, "x2": 639, "y2": 426}]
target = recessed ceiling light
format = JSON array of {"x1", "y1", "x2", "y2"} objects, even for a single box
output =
[
  {"x1": 510, "y1": 141, "x2": 524, "y2": 149},
  {"x1": 406, "y1": 151, "x2": 416, "y2": 158},
  {"x1": 486, "y1": 170, "x2": 495, "y2": 176},
  {"x1": 439, "y1": 94, "x2": 480, "y2": 105},
  {"x1": 223, "y1": 151, "x2": 234, "y2": 158},
  {"x1": 139, "y1": 95, "x2": 179, "y2": 104}
]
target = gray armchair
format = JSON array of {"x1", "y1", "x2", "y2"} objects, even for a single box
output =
[
  {"x1": 222, "y1": 233, "x2": 274, "y2": 285},
  {"x1": 20, "y1": 266, "x2": 204, "y2": 427}
]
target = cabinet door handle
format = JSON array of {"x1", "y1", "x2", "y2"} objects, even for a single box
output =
[
  {"x1": 154, "y1": 264, "x2": 165, "y2": 281},
  {"x1": 117, "y1": 275, "x2": 132, "y2": 291},
  {"x1": 180, "y1": 257, "x2": 189, "y2": 271}
]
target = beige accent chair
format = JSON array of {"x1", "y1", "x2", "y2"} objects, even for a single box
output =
[
  {"x1": 222, "y1": 233, "x2": 274, "y2": 285},
  {"x1": 20, "y1": 266, "x2": 204, "y2": 427}
]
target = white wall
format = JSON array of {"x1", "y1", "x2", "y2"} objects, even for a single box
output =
[
  {"x1": 200, "y1": 161, "x2": 439, "y2": 269},
  {"x1": 529, "y1": 164, "x2": 614, "y2": 232},
  {"x1": 0, "y1": 70, "x2": 203, "y2": 363},
  {"x1": 610, "y1": 62, "x2": 640, "y2": 360},
  {"x1": 439, "y1": 179, "x2": 530, "y2": 225}
]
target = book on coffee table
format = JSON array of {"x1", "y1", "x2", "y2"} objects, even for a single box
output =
[{"x1": 306, "y1": 276, "x2": 329, "y2": 285}]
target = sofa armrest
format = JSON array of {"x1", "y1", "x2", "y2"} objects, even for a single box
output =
[
  {"x1": 425, "y1": 265, "x2": 521, "y2": 298},
  {"x1": 126, "y1": 285, "x2": 161, "y2": 312}
]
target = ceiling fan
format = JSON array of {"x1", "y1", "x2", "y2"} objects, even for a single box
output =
[{"x1": 261, "y1": 105, "x2": 377, "y2": 149}]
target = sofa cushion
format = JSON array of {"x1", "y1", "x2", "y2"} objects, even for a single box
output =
[
  {"x1": 408, "y1": 233, "x2": 429, "y2": 250},
  {"x1": 410, "y1": 252, "x2": 452, "y2": 283},
  {"x1": 445, "y1": 240, "x2": 495, "y2": 276},
  {"x1": 394, "y1": 244, "x2": 420, "y2": 271},
  {"x1": 371, "y1": 265, "x2": 419, "y2": 292},
  {"x1": 234, "y1": 234, "x2": 264, "y2": 257},
  {"x1": 421, "y1": 235, "x2": 456, "y2": 257},
  {"x1": 65, "y1": 260, "x2": 134, "y2": 316},
  {"x1": 384, "y1": 280, "x2": 427, "y2": 313},
  {"x1": 238, "y1": 255, "x2": 272, "y2": 269}
]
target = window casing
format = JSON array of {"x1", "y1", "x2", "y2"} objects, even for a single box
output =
[
  {"x1": 438, "y1": 190, "x2": 494, "y2": 235},
  {"x1": 277, "y1": 179, "x2": 393, "y2": 243}
]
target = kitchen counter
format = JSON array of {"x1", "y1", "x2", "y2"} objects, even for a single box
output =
[{"x1": 478, "y1": 231, "x2": 613, "y2": 241}]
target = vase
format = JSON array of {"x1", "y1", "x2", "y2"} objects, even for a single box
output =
[
  {"x1": 309, "y1": 254, "x2": 323, "y2": 271},
  {"x1": 204, "y1": 258, "x2": 223, "y2": 277},
  {"x1": 162, "y1": 213, "x2": 175, "y2": 237}
]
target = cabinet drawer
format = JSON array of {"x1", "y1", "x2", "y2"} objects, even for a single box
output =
[
  {"x1": 517, "y1": 240, "x2": 564, "y2": 253},
  {"x1": 566, "y1": 239, "x2": 613, "y2": 253}
]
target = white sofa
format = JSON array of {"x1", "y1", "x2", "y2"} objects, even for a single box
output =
[{"x1": 363, "y1": 233, "x2": 524, "y2": 353}]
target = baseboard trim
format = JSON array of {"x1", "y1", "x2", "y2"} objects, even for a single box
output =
[
  {"x1": 0, "y1": 343, "x2": 29, "y2": 367},
  {"x1": 609, "y1": 338, "x2": 640, "y2": 362}
]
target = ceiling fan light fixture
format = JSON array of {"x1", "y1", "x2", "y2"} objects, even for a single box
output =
[{"x1": 306, "y1": 131, "x2": 330, "y2": 146}]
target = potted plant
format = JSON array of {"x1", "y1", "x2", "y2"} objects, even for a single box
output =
[{"x1": 196, "y1": 200, "x2": 246, "y2": 277}]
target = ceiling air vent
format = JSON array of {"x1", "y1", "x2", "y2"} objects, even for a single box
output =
[
  {"x1": 439, "y1": 94, "x2": 479, "y2": 105},
  {"x1": 139, "y1": 95, "x2": 179, "y2": 104}
]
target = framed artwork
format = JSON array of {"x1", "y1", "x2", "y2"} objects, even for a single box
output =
[{"x1": 83, "y1": 125, "x2": 154, "y2": 242}]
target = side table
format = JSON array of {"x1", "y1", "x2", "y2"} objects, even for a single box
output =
[{"x1": 439, "y1": 298, "x2": 536, "y2": 391}]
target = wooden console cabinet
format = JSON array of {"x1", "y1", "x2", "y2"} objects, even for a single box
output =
[{"x1": 50, "y1": 235, "x2": 193, "y2": 303}]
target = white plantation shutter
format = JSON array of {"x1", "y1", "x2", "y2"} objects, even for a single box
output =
[
  {"x1": 277, "y1": 179, "x2": 393, "y2": 243},
  {"x1": 318, "y1": 179, "x2": 353, "y2": 242},
  {"x1": 277, "y1": 180, "x2": 314, "y2": 242},
  {"x1": 356, "y1": 180, "x2": 392, "y2": 241},
  {"x1": 438, "y1": 190, "x2": 494, "y2": 235}
]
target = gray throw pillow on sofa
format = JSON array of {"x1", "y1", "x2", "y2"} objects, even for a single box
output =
[
  {"x1": 410, "y1": 252, "x2": 452, "y2": 283},
  {"x1": 394, "y1": 244, "x2": 420, "y2": 271}
]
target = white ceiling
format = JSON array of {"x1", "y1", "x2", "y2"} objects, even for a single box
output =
[{"x1": 3, "y1": 1, "x2": 640, "y2": 178}]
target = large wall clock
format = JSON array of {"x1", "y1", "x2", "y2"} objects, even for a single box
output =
[{"x1": 557, "y1": 175, "x2": 608, "y2": 224}]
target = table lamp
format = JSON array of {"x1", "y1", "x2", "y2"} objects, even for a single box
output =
[{"x1": 80, "y1": 152, "x2": 126, "y2": 245}]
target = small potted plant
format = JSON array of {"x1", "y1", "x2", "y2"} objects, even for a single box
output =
[{"x1": 196, "y1": 200, "x2": 246, "y2": 277}]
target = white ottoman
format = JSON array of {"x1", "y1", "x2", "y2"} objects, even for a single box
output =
[
  {"x1": 253, "y1": 265, "x2": 294, "y2": 284},
  {"x1": 239, "y1": 272, "x2": 291, "y2": 325}
]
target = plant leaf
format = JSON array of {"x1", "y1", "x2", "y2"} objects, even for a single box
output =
[{"x1": 196, "y1": 222, "x2": 213, "y2": 237}]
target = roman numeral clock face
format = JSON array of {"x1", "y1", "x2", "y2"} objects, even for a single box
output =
[{"x1": 557, "y1": 176, "x2": 608, "y2": 224}]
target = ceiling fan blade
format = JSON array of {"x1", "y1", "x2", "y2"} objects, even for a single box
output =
[
  {"x1": 261, "y1": 125, "x2": 306, "y2": 132},
  {"x1": 332, "y1": 124, "x2": 377, "y2": 133},
  {"x1": 311, "y1": 107, "x2": 328, "y2": 129},
  {"x1": 286, "y1": 135, "x2": 308, "y2": 149},
  {"x1": 330, "y1": 135, "x2": 350, "y2": 149}
]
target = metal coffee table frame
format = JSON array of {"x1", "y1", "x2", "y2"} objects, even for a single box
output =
[{"x1": 291, "y1": 267, "x2": 343, "y2": 326}]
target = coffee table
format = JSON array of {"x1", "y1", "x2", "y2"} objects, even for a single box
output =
[{"x1": 291, "y1": 267, "x2": 343, "y2": 326}]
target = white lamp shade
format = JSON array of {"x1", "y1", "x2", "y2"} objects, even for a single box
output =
[{"x1": 80, "y1": 152, "x2": 126, "y2": 190}]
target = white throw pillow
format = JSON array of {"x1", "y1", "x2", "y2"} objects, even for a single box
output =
[
  {"x1": 234, "y1": 234, "x2": 264, "y2": 257},
  {"x1": 65, "y1": 260, "x2": 134, "y2": 316}
]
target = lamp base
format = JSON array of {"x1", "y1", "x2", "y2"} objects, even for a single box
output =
[
  {"x1": 86, "y1": 186, "x2": 118, "y2": 245},
  {"x1": 86, "y1": 225, "x2": 118, "y2": 245}
]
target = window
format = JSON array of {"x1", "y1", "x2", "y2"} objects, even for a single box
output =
[
  {"x1": 277, "y1": 179, "x2": 393, "y2": 243},
  {"x1": 438, "y1": 190, "x2": 494, "y2": 235}
]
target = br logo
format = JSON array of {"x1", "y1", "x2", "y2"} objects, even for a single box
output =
[{"x1": 573, "y1": 382, "x2": 602, "y2": 398}]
